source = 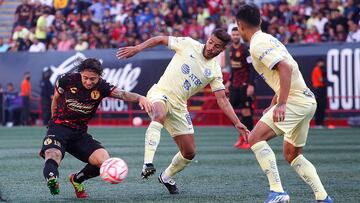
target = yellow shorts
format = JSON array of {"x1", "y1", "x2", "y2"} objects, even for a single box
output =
[
  {"x1": 260, "y1": 101, "x2": 317, "y2": 147},
  {"x1": 147, "y1": 87, "x2": 194, "y2": 137}
]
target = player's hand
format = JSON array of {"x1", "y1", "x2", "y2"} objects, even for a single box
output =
[
  {"x1": 116, "y1": 46, "x2": 139, "y2": 59},
  {"x1": 138, "y1": 96, "x2": 152, "y2": 114},
  {"x1": 246, "y1": 85, "x2": 254, "y2": 96},
  {"x1": 273, "y1": 103, "x2": 286, "y2": 122},
  {"x1": 235, "y1": 122, "x2": 250, "y2": 136}
]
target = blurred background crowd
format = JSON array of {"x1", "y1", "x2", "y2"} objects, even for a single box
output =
[{"x1": 0, "y1": 0, "x2": 359, "y2": 53}]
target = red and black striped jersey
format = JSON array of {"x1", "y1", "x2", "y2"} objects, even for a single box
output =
[{"x1": 51, "y1": 73, "x2": 115, "y2": 130}]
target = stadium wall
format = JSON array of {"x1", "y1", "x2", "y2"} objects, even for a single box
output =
[{"x1": 0, "y1": 43, "x2": 359, "y2": 122}]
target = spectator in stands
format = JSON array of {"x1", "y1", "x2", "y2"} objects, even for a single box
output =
[
  {"x1": 314, "y1": 11, "x2": 328, "y2": 35},
  {"x1": 0, "y1": 37, "x2": 9, "y2": 52},
  {"x1": 29, "y1": 37, "x2": 46, "y2": 52},
  {"x1": 21, "y1": 72, "x2": 31, "y2": 125},
  {"x1": 40, "y1": 67, "x2": 53, "y2": 125},
  {"x1": 335, "y1": 24, "x2": 348, "y2": 41},
  {"x1": 311, "y1": 59, "x2": 327, "y2": 128},
  {"x1": 15, "y1": 0, "x2": 33, "y2": 28},
  {"x1": 57, "y1": 32, "x2": 74, "y2": 51},
  {"x1": 12, "y1": 25, "x2": 31, "y2": 51},
  {"x1": 88, "y1": 0, "x2": 110, "y2": 24},
  {"x1": 346, "y1": 20, "x2": 360, "y2": 42},
  {"x1": 31, "y1": 0, "x2": 44, "y2": 28},
  {"x1": 4, "y1": 83, "x2": 23, "y2": 127},
  {"x1": 305, "y1": 26, "x2": 322, "y2": 43},
  {"x1": 35, "y1": 10, "x2": 49, "y2": 42},
  {"x1": 204, "y1": 17, "x2": 215, "y2": 39},
  {"x1": 74, "y1": 34, "x2": 89, "y2": 51}
]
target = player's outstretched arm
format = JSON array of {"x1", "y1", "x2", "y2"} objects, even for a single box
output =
[
  {"x1": 116, "y1": 36, "x2": 169, "y2": 59},
  {"x1": 214, "y1": 89, "x2": 249, "y2": 136},
  {"x1": 110, "y1": 87, "x2": 152, "y2": 113}
]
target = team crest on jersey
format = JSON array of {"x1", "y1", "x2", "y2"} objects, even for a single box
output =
[
  {"x1": 70, "y1": 87, "x2": 77, "y2": 94},
  {"x1": 204, "y1": 68, "x2": 211, "y2": 77},
  {"x1": 44, "y1": 138, "x2": 52, "y2": 145},
  {"x1": 91, "y1": 90, "x2": 101, "y2": 100},
  {"x1": 181, "y1": 64, "x2": 190, "y2": 74}
]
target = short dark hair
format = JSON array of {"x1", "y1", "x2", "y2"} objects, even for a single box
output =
[
  {"x1": 236, "y1": 4, "x2": 261, "y2": 27},
  {"x1": 212, "y1": 28, "x2": 231, "y2": 45},
  {"x1": 77, "y1": 58, "x2": 103, "y2": 76},
  {"x1": 231, "y1": 27, "x2": 239, "y2": 32}
]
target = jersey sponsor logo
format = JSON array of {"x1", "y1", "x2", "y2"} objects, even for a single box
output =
[
  {"x1": 183, "y1": 79, "x2": 191, "y2": 91},
  {"x1": 44, "y1": 138, "x2": 52, "y2": 145},
  {"x1": 181, "y1": 64, "x2": 190, "y2": 74},
  {"x1": 91, "y1": 90, "x2": 101, "y2": 100},
  {"x1": 66, "y1": 99, "x2": 95, "y2": 114},
  {"x1": 204, "y1": 68, "x2": 211, "y2": 78},
  {"x1": 189, "y1": 73, "x2": 202, "y2": 86},
  {"x1": 259, "y1": 48, "x2": 274, "y2": 62},
  {"x1": 70, "y1": 87, "x2": 77, "y2": 94},
  {"x1": 185, "y1": 113, "x2": 192, "y2": 125}
]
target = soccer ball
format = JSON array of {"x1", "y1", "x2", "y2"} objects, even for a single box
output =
[
  {"x1": 100, "y1": 157, "x2": 128, "y2": 184},
  {"x1": 132, "y1": 116, "x2": 143, "y2": 126}
]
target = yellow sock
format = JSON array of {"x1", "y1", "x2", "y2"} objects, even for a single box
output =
[
  {"x1": 291, "y1": 155, "x2": 328, "y2": 200},
  {"x1": 251, "y1": 141, "x2": 284, "y2": 193},
  {"x1": 163, "y1": 152, "x2": 192, "y2": 178},
  {"x1": 144, "y1": 121, "x2": 163, "y2": 164}
]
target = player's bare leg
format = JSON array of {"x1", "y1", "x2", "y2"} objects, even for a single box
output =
[
  {"x1": 234, "y1": 108, "x2": 252, "y2": 149},
  {"x1": 159, "y1": 134, "x2": 195, "y2": 194},
  {"x1": 284, "y1": 141, "x2": 331, "y2": 202},
  {"x1": 248, "y1": 121, "x2": 290, "y2": 203},
  {"x1": 69, "y1": 149, "x2": 110, "y2": 198},
  {"x1": 43, "y1": 148, "x2": 62, "y2": 195},
  {"x1": 142, "y1": 101, "x2": 166, "y2": 179}
]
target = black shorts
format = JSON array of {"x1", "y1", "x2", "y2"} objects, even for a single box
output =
[
  {"x1": 40, "y1": 123, "x2": 104, "y2": 163},
  {"x1": 229, "y1": 86, "x2": 253, "y2": 109}
]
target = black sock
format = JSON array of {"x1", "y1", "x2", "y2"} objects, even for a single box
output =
[
  {"x1": 241, "y1": 116, "x2": 254, "y2": 131},
  {"x1": 73, "y1": 164, "x2": 100, "y2": 183},
  {"x1": 43, "y1": 159, "x2": 59, "y2": 180}
]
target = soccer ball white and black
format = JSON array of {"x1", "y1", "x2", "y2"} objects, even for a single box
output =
[{"x1": 100, "y1": 157, "x2": 128, "y2": 184}]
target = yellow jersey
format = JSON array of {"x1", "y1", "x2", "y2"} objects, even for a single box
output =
[
  {"x1": 249, "y1": 31, "x2": 315, "y2": 104},
  {"x1": 153, "y1": 36, "x2": 225, "y2": 108}
]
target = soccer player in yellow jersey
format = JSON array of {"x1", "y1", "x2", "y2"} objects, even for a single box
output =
[
  {"x1": 117, "y1": 29, "x2": 249, "y2": 194},
  {"x1": 236, "y1": 4, "x2": 332, "y2": 203}
]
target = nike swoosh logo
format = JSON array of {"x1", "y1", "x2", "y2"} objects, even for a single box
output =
[{"x1": 190, "y1": 54, "x2": 195, "y2": 59}]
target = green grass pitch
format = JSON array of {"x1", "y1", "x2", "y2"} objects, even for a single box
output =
[{"x1": 0, "y1": 127, "x2": 359, "y2": 202}]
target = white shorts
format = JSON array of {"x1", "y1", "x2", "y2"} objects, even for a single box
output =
[
  {"x1": 147, "y1": 87, "x2": 194, "y2": 137},
  {"x1": 260, "y1": 101, "x2": 317, "y2": 147}
]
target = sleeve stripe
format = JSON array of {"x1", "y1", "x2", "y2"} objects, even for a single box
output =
[
  {"x1": 212, "y1": 87, "x2": 226, "y2": 92},
  {"x1": 168, "y1": 36, "x2": 173, "y2": 49},
  {"x1": 269, "y1": 58, "x2": 283, "y2": 70}
]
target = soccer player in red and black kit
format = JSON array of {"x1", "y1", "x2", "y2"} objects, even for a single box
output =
[
  {"x1": 225, "y1": 27, "x2": 255, "y2": 149},
  {"x1": 39, "y1": 58, "x2": 152, "y2": 198}
]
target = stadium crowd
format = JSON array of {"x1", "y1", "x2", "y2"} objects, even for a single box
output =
[{"x1": 0, "y1": 0, "x2": 359, "y2": 52}]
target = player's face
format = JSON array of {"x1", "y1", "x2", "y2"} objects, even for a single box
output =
[
  {"x1": 231, "y1": 30, "x2": 241, "y2": 44},
  {"x1": 203, "y1": 35, "x2": 226, "y2": 59},
  {"x1": 80, "y1": 70, "x2": 100, "y2": 89}
]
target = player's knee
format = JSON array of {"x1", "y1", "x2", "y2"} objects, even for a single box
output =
[
  {"x1": 283, "y1": 151, "x2": 298, "y2": 164},
  {"x1": 182, "y1": 150, "x2": 196, "y2": 160},
  {"x1": 89, "y1": 148, "x2": 110, "y2": 167},
  {"x1": 152, "y1": 112, "x2": 166, "y2": 123},
  {"x1": 44, "y1": 148, "x2": 62, "y2": 162}
]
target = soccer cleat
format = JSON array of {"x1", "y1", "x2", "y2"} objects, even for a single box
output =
[
  {"x1": 69, "y1": 173, "x2": 89, "y2": 198},
  {"x1": 141, "y1": 163, "x2": 156, "y2": 179},
  {"x1": 158, "y1": 172, "x2": 179, "y2": 194},
  {"x1": 317, "y1": 196, "x2": 333, "y2": 203},
  {"x1": 234, "y1": 136, "x2": 251, "y2": 149},
  {"x1": 47, "y1": 177, "x2": 60, "y2": 195},
  {"x1": 264, "y1": 191, "x2": 290, "y2": 203}
]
